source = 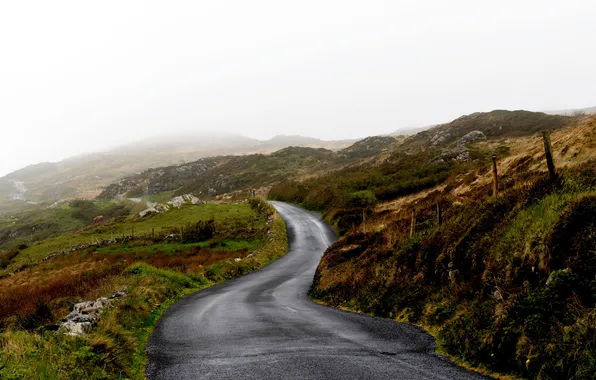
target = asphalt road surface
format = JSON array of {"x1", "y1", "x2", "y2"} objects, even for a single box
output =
[{"x1": 146, "y1": 202, "x2": 487, "y2": 380}]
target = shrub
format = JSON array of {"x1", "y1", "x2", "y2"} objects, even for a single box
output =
[
  {"x1": 181, "y1": 220, "x2": 215, "y2": 243},
  {"x1": 346, "y1": 190, "x2": 377, "y2": 208}
]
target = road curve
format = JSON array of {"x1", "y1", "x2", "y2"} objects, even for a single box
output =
[{"x1": 146, "y1": 202, "x2": 487, "y2": 380}]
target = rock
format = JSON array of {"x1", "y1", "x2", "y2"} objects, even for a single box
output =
[
  {"x1": 139, "y1": 202, "x2": 170, "y2": 217},
  {"x1": 60, "y1": 290, "x2": 127, "y2": 336},
  {"x1": 183, "y1": 194, "x2": 201, "y2": 205},
  {"x1": 169, "y1": 196, "x2": 186, "y2": 209},
  {"x1": 109, "y1": 290, "x2": 128, "y2": 299},
  {"x1": 61, "y1": 321, "x2": 93, "y2": 336},
  {"x1": 430, "y1": 131, "x2": 451, "y2": 146},
  {"x1": 458, "y1": 130, "x2": 486, "y2": 147},
  {"x1": 80, "y1": 307, "x2": 101, "y2": 314}
]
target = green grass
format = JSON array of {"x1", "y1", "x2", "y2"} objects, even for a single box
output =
[
  {"x1": 0, "y1": 200, "x2": 289, "y2": 379},
  {"x1": 2, "y1": 203, "x2": 262, "y2": 274},
  {"x1": 94, "y1": 239, "x2": 264, "y2": 255},
  {"x1": 309, "y1": 162, "x2": 596, "y2": 380}
]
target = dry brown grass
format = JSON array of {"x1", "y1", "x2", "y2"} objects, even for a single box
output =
[
  {"x1": 374, "y1": 115, "x2": 596, "y2": 218},
  {"x1": 0, "y1": 244, "x2": 252, "y2": 327}
]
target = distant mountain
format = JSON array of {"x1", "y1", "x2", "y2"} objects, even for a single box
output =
[
  {"x1": 543, "y1": 105, "x2": 596, "y2": 116},
  {"x1": 389, "y1": 125, "x2": 434, "y2": 137},
  {"x1": 0, "y1": 132, "x2": 355, "y2": 213}
]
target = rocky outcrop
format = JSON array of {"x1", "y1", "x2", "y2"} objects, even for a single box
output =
[
  {"x1": 431, "y1": 130, "x2": 486, "y2": 164},
  {"x1": 139, "y1": 202, "x2": 170, "y2": 217},
  {"x1": 458, "y1": 130, "x2": 486, "y2": 146},
  {"x1": 97, "y1": 159, "x2": 221, "y2": 200},
  {"x1": 430, "y1": 131, "x2": 451, "y2": 146},
  {"x1": 168, "y1": 194, "x2": 202, "y2": 209},
  {"x1": 60, "y1": 290, "x2": 127, "y2": 336}
]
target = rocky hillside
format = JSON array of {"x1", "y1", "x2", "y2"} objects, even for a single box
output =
[
  {"x1": 400, "y1": 110, "x2": 571, "y2": 152},
  {"x1": 98, "y1": 147, "x2": 345, "y2": 200},
  {"x1": 283, "y1": 115, "x2": 596, "y2": 380},
  {"x1": 338, "y1": 136, "x2": 401, "y2": 160},
  {"x1": 0, "y1": 133, "x2": 354, "y2": 214},
  {"x1": 269, "y1": 111, "x2": 575, "y2": 222},
  {"x1": 97, "y1": 133, "x2": 417, "y2": 201}
]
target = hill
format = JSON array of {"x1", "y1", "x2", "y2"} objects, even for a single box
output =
[
  {"x1": 400, "y1": 110, "x2": 571, "y2": 151},
  {"x1": 97, "y1": 134, "x2": 409, "y2": 202},
  {"x1": 271, "y1": 114, "x2": 596, "y2": 379},
  {"x1": 98, "y1": 147, "x2": 344, "y2": 200},
  {"x1": 0, "y1": 109, "x2": 594, "y2": 380},
  {"x1": 0, "y1": 132, "x2": 355, "y2": 214},
  {"x1": 544, "y1": 105, "x2": 596, "y2": 116}
]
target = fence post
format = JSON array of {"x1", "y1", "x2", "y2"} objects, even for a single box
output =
[
  {"x1": 542, "y1": 131, "x2": 556, "y2": 180},
  {"x1": 436, "y1": 202, "x2": 442, "y2": 227},
  {"x1": 362, "y1": 209, "x2": 366, "y2": 233},
  {"x1": 410, "y1": 209, "x2": 416, "y2": 238},
  {"x1": 492, "y1": 155, "x2": 499, "y2": 197}
]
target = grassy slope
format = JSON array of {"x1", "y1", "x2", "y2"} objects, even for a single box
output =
[
  {"x1": 0, "y1": 200, "x2": 138, "y2": 254},
  {"x1": 0, "y1": 203, "x2": 259, "y2": 275},
  {"x1": 98, "y1": 138, "x2": 401, "y2": 202},
  {"x1": 0, "y1": 199, "x2": 288, "y2": 379},
  {"x1": 271, "y1": 115, "x2": 596, "y2": 379}
]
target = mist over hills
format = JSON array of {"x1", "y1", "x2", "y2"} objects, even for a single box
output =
[
  {"x1": 0, "y1": 132, "x2": 355, "y2": 212},
  {"x1": 544, "y1": 105, "x2": 596, "y2": 116},
  {"x1": 0, "y1": 108, "x2": 588, "y2": 215}
]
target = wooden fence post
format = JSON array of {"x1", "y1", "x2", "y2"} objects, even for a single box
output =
[
  {"x1": 492, "y1": 155, "x2": 499, "y2": 197},
  {"x1": 542, "y1": 131, "x2": 556, "y2": 179},
  {"x1": 410, "y1": 210, "x2": 416, "y2": 238},
  {"x1": 362, "y1": 209, "x2": 366, "y2": 234},
  {"x1": 436, "y1": 202, "x2": 442, "y2": 227}
]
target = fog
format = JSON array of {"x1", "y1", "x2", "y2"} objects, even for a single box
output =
[{"x1": 1, "y1": 0, "x2": 595, "y2": 177}]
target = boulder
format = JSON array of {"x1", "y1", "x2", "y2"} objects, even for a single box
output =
[
  {"x1": 168, "y1": 194, "x2": 202, "y2": 209},
  {"x1": 430, "y1": 131, "x2": 451, "y2": 146},
  {"x1": 60, "y1": 290, "x2": 127, "y2": 336},
  {"x1": 139, "y1": 202, "x2": 170, "y2": 217},
  {"x1": 458, "y1": 130, "x2": 486, "y2": 146}
]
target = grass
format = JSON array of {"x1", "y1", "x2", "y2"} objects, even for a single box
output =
[
  {"x1": 1, "y1": 203, "x2": 261, "y2": 274},
  {"x1": 0, "y1": 199, "x2": 289, "y2": 379},
  {"x1": 308, "y1": 161, "x2": 596, "y2": 380}
]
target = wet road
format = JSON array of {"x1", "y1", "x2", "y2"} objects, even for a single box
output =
[{"x1": 146, "y1": 202, "x2": 487, "y2": 380}]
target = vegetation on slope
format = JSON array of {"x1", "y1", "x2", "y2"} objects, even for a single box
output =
[
  {"x1": 0, "y1": 200, "x2": 136, "y2": 254},
  {"x1": 0, "y1": 198, "x2": 288, "y2": 379},
  {"x1": 271, "y1": 114, "x2": 595, "y2": 379},
  {"x1": 306, "y1": 161, "x2": 596, "y2": 379},
  {"x1": 399, "y1": 110, "x2": 571, "y2": 152},
  {"x1": 0, "y1": 133, "x2": 355, "y2": 215}
]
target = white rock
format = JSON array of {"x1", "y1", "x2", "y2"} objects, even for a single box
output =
[{"x1": 61, "y1": 321, "x2": 93, "y2": 336}]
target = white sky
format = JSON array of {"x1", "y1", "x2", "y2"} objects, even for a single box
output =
[{"x1": 1, "y1": 0, "x2": 595, "y2": 177}]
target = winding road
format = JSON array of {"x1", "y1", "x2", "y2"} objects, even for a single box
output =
[{"x1": 146, "y1": 202, "x2": 487, "y2": 379}]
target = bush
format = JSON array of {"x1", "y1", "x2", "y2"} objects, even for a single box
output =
[
  {"x1": 71, "y1": 199, "x2": 100, "y2": 222},
  {"x1": 0, "y1": 249, "x2": 19, "y2": 269},
  {"x1": 181, "y1": 220, "x2": 215, "y2": 243},
  {"x1": 346, "y1": 190, "x2": 377, "y2": 208}
]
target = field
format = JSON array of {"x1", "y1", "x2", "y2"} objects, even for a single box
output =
[
  {"x1": 0, "y1": 203, "x2": 262, "y2": 275},
  {"x1": 0, "y1": 199, "x2": 288, "y2": 379}
]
